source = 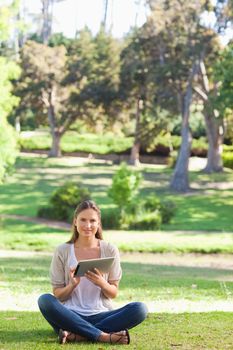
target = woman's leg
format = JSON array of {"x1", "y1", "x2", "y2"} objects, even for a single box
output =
[
  {"x1": 38, "y1": 293, "x2": 101, "y2": 341},
  {"x1": 91, "y1": 302, "x2": 148, "y2": 333}
]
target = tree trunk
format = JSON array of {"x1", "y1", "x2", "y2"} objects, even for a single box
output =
[
  {"x1": 170, "y1": 62, "x2": 198, "y2": 192},
  {"x1": 129, "y1": 98, "x2": 141, "y2": 166},
  {"x1": 170, "y1": 118, "x2": 192, "y2": 192},
  {"x1": 47, "y1": 90, "x2": 62, "y2": 157},
  {"x1": 203, "y1": 111, "x2": 223, "y2": 173},
  {"x1": 49, "y1": 131, "x2": 62, "y2": 157},
  {"x1": 197, "y1": 59, "x2": 224, "y2": 173},
  {"x1": 41, "y1": 0, "x2": 52, "y2": 44}
]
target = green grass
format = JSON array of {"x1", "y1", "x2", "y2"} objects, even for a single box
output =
[
  {"x1": 1, "y1": 253, "x2": 233, "y2": 305},
  {"x1": 0, "y1": 153, "x2": 233, "y2": 232},
  {"x1": 2, "y1": 217, "x2": 233, "y2": 253},
  {"x1": 19, "y1": 131, "x2": 133, "y2": 154},
  {"x1": 1, "y1": 253, "x2": 233, "y2": 349},
  {"x1": 1, "y1": 311, "x2": 233, "y2": 349}
]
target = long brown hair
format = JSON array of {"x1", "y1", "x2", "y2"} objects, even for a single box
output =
[{"x1": 67, "y1": 200, "x2": 103, "y2": 243}]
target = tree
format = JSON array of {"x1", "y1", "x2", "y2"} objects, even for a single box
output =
[
  {"x1": 213, "y1": 42, "x2": 233, "y2": 143},
  {"x1": 0, "y1": 1, "x2": 21, "y2": 181},
  {"x1": 40, "y1": 0, "x2": 65, "y2": 44},
  {"x1": 16, "y1": 40, "x2": 69, "y2": 156},
  {"x1": 120, "y1": 30, "x2": 173, "y2": 165},
  {"x1": 120, "y1": 31, "x2": 151, "y2": 165},
  {"x1": 65, "y1": 27, "x2": 121, "y2": 133},
  {"x1": 190, "y1": 0, "x2": 233, "y2": 173},
  {"x1": 141, "y1": 0, "x2": 210, "y2": 191},
  {"x1": 193, "y1": 39, "x2": 224, "y2": 173}
]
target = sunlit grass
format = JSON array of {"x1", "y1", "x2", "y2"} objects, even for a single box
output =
[
  {"x1": 1, "y1": 311, "x2": 233, "y2": 350},
  {"x1": 1, "y1": 253, "x2": 233, "y2": 306},
  {"x1": 0, "y1": 154, "x2": 233, "y2": 231},
  {"x1": 1, "y1": 218, "x2": 233, "y2": 254},
  {"x1": 19, "y1": 131, "x2": 134, "y2": 154}
]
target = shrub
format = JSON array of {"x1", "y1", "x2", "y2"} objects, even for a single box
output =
[
  {"x1": 37, "y1": 182, "x2": 90, "y2": 221},
  {"x1": 37, "y1": 206, "x2": 56, "y2": 220},
  {"x1": 160, "y1": 200, "x2": 177, "y2": 224},
  {"x1": 108, "y1": 163, "x2": 142, "y2": 221},
  {"x1": 129, "y1": 211, "x2": 162, "y2": 230},
  {"x1": 143, "y1": 194, "x2": 161, "y2": 211},
  {"x1": 191, "y1": 137, "x2": 208, "y2": 157},
  {"x1": 0, "y1": 120, "x2": 18, "y2": 182},
  {"x1": 223, "y1": 152, "x2": 233, "y2": 169},
  {"x1": 101, "y1": 208, "x2": 121, "y2": 229},
  {"x1": 167, "y1": 150, "x2": 178, "y2": 168}
]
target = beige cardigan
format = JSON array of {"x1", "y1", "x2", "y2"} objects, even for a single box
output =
[{"x1": 49, "y1": 240, "x2": 122, "y2": 310}]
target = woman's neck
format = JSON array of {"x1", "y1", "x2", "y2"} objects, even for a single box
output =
[{"x1": 74, "y1": 237, "x2": 99, "y2": 249}]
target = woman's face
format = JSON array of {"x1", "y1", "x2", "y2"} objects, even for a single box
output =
[{"x1": 75, "y1": 208, "x2": 99, "y2": 239}]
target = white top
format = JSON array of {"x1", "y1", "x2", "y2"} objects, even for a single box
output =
[
  {"x1": 63, "y1": 244, "x2": 109, "y2": 316},
  {"x1": 50, "y1": 241, "x2": 122, "y2": 311}
]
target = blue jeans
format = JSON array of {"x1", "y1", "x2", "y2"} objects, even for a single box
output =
[{"x1": 38, "y1": 293, "x2": 148, "y2": 341}]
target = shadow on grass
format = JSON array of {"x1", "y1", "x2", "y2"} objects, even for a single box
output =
[{"x1": 1, "y1": 311, "x2": 233, "y2": 349}]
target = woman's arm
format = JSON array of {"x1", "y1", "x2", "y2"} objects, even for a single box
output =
[
  {"x1": 85, "y1": 268, "x2": 119, "y2": 298},
  {"x1": 53, "y1": 267, "x2": 80, "y2": 302}
]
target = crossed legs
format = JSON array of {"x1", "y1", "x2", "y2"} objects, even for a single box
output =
[{"x1": 38, "y1": 293, "x2": 148, "y2": 344}]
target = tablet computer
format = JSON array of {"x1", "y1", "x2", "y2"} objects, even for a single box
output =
[{"x1": 74, "y1": 257, "x2": 115, "y2": 277}]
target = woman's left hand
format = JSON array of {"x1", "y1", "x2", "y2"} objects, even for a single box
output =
[{"x1": 85, "y1": 268, "x2": 106, "y2": 288}]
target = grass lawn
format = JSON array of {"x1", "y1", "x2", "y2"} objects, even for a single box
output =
[
  {"x1": 1, "y1": 253, "x2": 233, "y2": 309},
  {"x1": 1, "y1": 311, "x2": 233, "y2": 350},
  {"x1": 0, "y1": 153, "x2": 233, "y2": 232},
  {"x1": 1, "y1": 252, "x2": 233, "y2": 349},
  {"x1": 2, "y1": 217, "x2": 233, "y2": 254},
  {"x1": 19, "y1": 130, "x2": 133, "y2": 154}
]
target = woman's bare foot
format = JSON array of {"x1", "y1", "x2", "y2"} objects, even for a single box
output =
[
  {"x1": 98, "y1": 330, "x2": 130, "y2": 344},
  {"x1": 58, "y1": 329, "x2": 86, "y2": 344}
]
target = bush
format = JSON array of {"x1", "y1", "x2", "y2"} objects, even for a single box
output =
[
  {"x1": 129, "y1": 211, "x2": 162, "y2": 230},
  {"x1": 108, "y1": 162, "x2": 142, "y2": 211},
  {"x1": 223, "y1": 145, "x2": 233, "y2": 152},
  {"x1": 191, "y1": 137, "x2": 208, "y2": 157},
  {"x1": 0, "y1": 120, "x2": 18, "y2": 182},
  {"x1": 223, "y1": 152, "x2": 233, "y2": 169},
  {"x1": 37, "y1": 182, "x2": 90, "y2": 221},
  {"x1": 160, "y1": 200, "x2": 177, "y2": 224},
  {"x1": 101, "y1": 208, "x2": 121, "y2": 229},
  {"x1": 37, "y1": 206, "x2": 56, "y2": 220},
  {"x1": 143, "y1": 194, "x2": 161, "y2": 211}
]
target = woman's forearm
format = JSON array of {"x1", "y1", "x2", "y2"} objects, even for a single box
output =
[
  {"x1": 101, "y1": 281, "x2": 118, "y2": 299},
  {"x1": 53, "y1": 283, "x2": 77, "y2": 302}
]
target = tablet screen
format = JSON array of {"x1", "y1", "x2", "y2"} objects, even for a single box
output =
[{"x1": 74, "y1": 257, "x2": 115, "y2": 277}]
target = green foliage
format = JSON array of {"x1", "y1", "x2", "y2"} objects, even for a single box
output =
[
  {"x1": 0, "y1": 120, "x2": 18, "y2": 182},
  {"x1": 0, "y1": 57, "x2": 20, "y2": 118},
  {"x1": 140, "y1": 195, "x2": 176, "y2": 226},
  {"x1": 19, "y1": 130, "x2": 133, "y2": 154},
  {"x1": 38, "y1": 182, "x2": 90, "y2": 221},
  {"x1": 19, "y1": 132, "x2": 51, "y2": 150},
  {"x1": 222, "y1": 152, "x2": 233, "y2": 169},
  {"x1": 0, "y1": 55, "x2": 20, "y2": 182},
  {"x1": 108, "y1": 163, "x2": 142, "y2": 208},
  {"x1": 160, "y1": 200, "x2": 177, "y2": 224},
  {"x1": 143, "y1": 194, "x2": 161, "y2": 211},
  {"x1": 104, "y1": 193, "x2": 176, "y2": 230},
  {"x1": 129, "y1": 210, "x2": 162, "y2": 230},
  {"x1": 101, "y1": 207, "x2": 121, "y2": 229}
]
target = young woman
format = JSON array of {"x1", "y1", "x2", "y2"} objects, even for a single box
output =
[{"x1": 38, "y1": 200, "x2": 148, "y2": 345}]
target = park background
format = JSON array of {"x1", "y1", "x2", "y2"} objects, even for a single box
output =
[{"x1": 0, "y1": 0, "x2": 233, "y2": 349}]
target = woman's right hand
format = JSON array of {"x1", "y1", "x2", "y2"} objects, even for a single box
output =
[{"x1": 69, "y1": 267, "x2": 80, "y2": 287}]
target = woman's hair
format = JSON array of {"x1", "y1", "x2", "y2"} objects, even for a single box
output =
[{"x1": 67, "y1": 200, "x2": 103, "y2": 243}]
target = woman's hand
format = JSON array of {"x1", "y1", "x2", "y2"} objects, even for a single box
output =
[
  {"x1": 69, "y1": 267, "x2": 80, "y2": 287},
  {"x1": 85, "y1": 268, "x2": 107, "y2": 288}
]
